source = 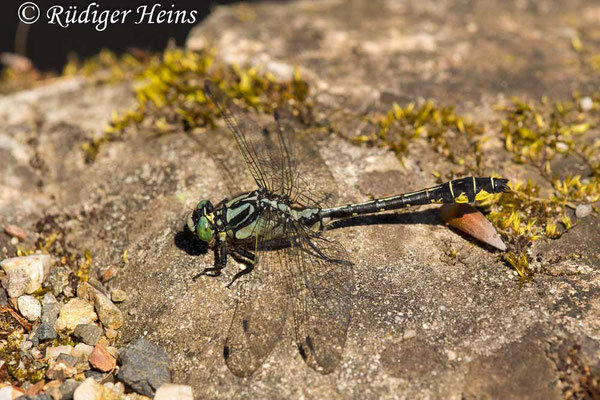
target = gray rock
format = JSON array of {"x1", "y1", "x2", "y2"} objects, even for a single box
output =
[
  {"x1": 15, "y1": 395, "x2": 53, "y2": 400},
  {"x1": 84, "y1": 369, "x2": 107, "y2": 382},
  {"x1": 17, "y1": 294, "x2": 41, "y2": 321},
  {"x1": 0, "y1": 287, "x2": 7, "y2": 306},
  {"x1": 73, "y1": 323, "x2": 103, "y2": 346},
  {"x1": 59, "y1": 379, "x2": 80, "y2": 400},
  {"x1": 56, "y1": 353, "x2": 78, "y2": 367},
  {"x1": 36, "y1": 322, "x2": 57, "y2": 341},
  {"x1": 41, "y1": 292, "x2": 61, "y2": 325},
  {"x1": 117, "y1": 339, "x2": 171, "y2": 397},
  {"x1": 1, "y1": 254, "x2": 52, "y2": 297},
  {"x1": 43, "y1": 266, "x2": 70, "y2": 297}
]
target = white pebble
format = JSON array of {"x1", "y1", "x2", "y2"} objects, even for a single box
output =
[
  {"x1": 580, "y1": 96, "x2": 594, "y2": 111},
  {"x1": 18, "y1": 295, "x2": 41, "y2": 321},
  {"x1": 155, "y1": 384, "x2": 194, "y2": 400},
  {"x1": 575, "y1": 204, "x2": 592, "y2": 219},
  {"x1": 1, "y1": 254, "x2": 52, "y2": 297}
]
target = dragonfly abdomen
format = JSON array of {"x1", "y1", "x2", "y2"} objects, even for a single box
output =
[{"x1": 320, "y1": 176, "x2": 509, "y2": 220}]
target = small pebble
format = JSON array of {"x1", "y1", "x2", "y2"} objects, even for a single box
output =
[
  {"x1": 0, "y1": 387, "x2": 25, "y2": 399},
  {"x1": 18, "y1": 295, "x2": 42, "y2": 321},
  {"x1": 10, "y1": 237, "x2": 18, "y2": 245},
  {"x1": 105, "y1": 328, "x2": 118, "y2": 340},
  {"x1": 46, "y1": 345, "x2": 73, "y2": 361},
  {"x1": 93, "y1": 289, "x2": 124, "y2": 329},
  {"x1": 89, "y1": 343, "x2": 117, "y2": 372},
  {"x1": 581, "y1": 96, "x2": 594, "y2": 111},
  {"x1": 56, "y1": 353, "x2": 78, "y2": 367},
  {"x1": 59, "y1": 379, "x2": 80, "y2": 400},
  {"x1": 84, "y1": 370, "x2": 107, "y2": 382},
  {"x1": 113, "y1": 382, "x2": 125, "y2": 394},
  {"x1": 36, "y1": 322, "x2": 57, "y2": 341},
  {"x1": 55, "y1": 298, "x2": 97, "y2": 331},
  {"x1": 73, "y1": 378, "x2": 122, "y2": 400},
  {"x1": 46, "y1": 360, "x2": 77, "y2": 380},
  {"x1": 111, "y1": 288, "x2": 127, "y2": 303},
  {"x1": 41, "y1": 292, "x2": 61, "y2": 325},
  {"x1": 4, "y1": 224, "x2": 27, "y2": 240},
  {"x1": 575, "y1": 204, "x2": 592, "y2": 219},
  {"x1": 1, "y1": 254, "x2": 53, "y2": 297},
  {"x1": 73, "y1": 323, "x2": 103, "y2": 346},
  {"x1": 155, "y1": 384, "x2": 194, "y2": 400},
  {"x1": 73, "y1": 343, "x2": 95, "y2": 360},
  {"x1": 43, "y1": 267, "x2": 70, "y2": 297},
  {"x1": 0, "y1": 287, "x2": 8, "y2": 306},
  {"x1": 118, "y1": 339, "x2": 171, "y2": 396}
]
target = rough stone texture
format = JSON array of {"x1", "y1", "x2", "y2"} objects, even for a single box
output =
[
  {"x1": 117, "y1": 339, "x2": 171, "y2": 397},
  {"x1": 41, "y1": 292, "x2": 61, "y2": 325},
  {"x1": 89, "y1": 343, "x2": 117, "y2": 372},
  {"x1": 0, "y1": 0, "x2": 599, "y2": 399},
  {"x1": 73, "y1": 378, "x2": 123, "y2": 400},
  {"x1": 17, "y1": 294, "x2": 41, "y2": 321},
  {"x1": 73, "y1": 323, "x2": 103, "y2": 346},
  {"x1": 1, "y1": 254, "x2": 52, "y2": 297},
  {"x1": 154, "y1": 384, "x2": 194, "y2": 400},
  {"x1": 35, "y1": 322, "x2": 57, "y2": 341},
  {"x1": 54, "y1": 298, "x2": 97, "y2": 331},
  {"x1": 93, "y1": 289, "x2": 124, "y2": 330}
]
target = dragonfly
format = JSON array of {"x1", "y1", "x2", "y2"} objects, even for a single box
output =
[{"x1": 186, "y1": 80, "x2": 510, "y2": 377}]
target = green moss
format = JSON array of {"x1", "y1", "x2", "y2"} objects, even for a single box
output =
[
  {"x1": 76, "y1": 47, "x2": 311, "y2": 162},
  {"x1": 362, "y1": 92, "x2": 599, "y2": 278},
  {"x1": 356, "y1": 101, "x2": 483, "y2": 174}
]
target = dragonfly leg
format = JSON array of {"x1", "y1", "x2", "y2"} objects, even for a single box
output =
[
  {"x1": 225, "y1": 264, "x2": 255, "y2": 288},
  {"x1": 192, "y1": 243, "x2": 228, "y2": 280}
]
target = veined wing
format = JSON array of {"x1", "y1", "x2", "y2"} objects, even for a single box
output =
[
  {"x1": 204, "y1": 80, "x2": 293, "y2": 195},
  {"x1": 273, "y1": 108, "x2": 340, "y2": 208},
  {"x1": 204, "y1": 80, "x2": 339, "y2": 207},
  {"x1": 285, "y1": 222, "x2": 354, "y2": 373},
  {"x1": 223, "y1": 208, "x2": 290, "y2": 377}
]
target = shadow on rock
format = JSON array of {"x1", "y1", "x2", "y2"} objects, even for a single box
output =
[{"x1": 174, "y1": 229, "x2": 208, "y2": 256}]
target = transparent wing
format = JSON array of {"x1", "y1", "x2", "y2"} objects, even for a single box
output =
[
  {"x1": 204, "y1": 80, "x2": 339, "y2": 207},
  {"x1": 224, "y1": 211, "x2": 353, "y2": 375},
  {"x1": 274, "y1": 108, "x2": 340, "y2": 208},
  {"x1": 204, "y1": 80, "x2": 288, "y2": 193},
  {"x1": 223, "y1": 209, "x2": 290, "y2": 377},
  {"x1": 285, "y1": 223, "x2": 354, "y2": 373}
]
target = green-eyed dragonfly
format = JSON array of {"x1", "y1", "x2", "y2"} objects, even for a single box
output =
[{"x1": 186, "y1": 80, "x2": 510, "y2": 377}]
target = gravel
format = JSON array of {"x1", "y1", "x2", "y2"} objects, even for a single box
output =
[
  {"x1": 73, "y1": 323, "x2": 103, "y2": 346},
  {"x1": 18, "y1": 295, "x2": 41, "y2": 321},
  {"x1": 117, "y1": 339, "x2": 171, "y2": 397}
]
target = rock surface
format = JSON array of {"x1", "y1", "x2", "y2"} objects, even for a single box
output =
[
  {"x1": 54, "y1": 299, "x2": 97, "y2": 331},
  {"x1": 17, "y1": 295, "x2": 41, "y2": 321},
  {"x1": 1, "y1": 254, "x2": 52, "y2": 297},
  {"x1": 0, "y1": 0, "x2": 599, "y2": 399},
  {"x1": 117, "y1": 339, "x2": 171, "y2": 397}
]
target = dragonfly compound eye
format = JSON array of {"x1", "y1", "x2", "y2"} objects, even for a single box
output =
[{"x1": 197, "y1": 215, "x2": 214, "y2": 243}]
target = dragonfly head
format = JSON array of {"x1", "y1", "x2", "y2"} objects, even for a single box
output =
[{"x1": 187, "y1": 200, "x2": 215, "y2": 245}]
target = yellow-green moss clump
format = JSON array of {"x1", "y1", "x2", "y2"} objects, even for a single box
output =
[
  {"x1": 360, "y1": 93, "x2": 598, "y2": 278},
  {"x1": 484, "y1": 95, "x2": 599, "y2": 277},
  {"x1": 76, "y1": 47, "x2": 310, "y2": 162},
  {"x1": 355, "y1": 101, "x2": 484, "y2": 174}
]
